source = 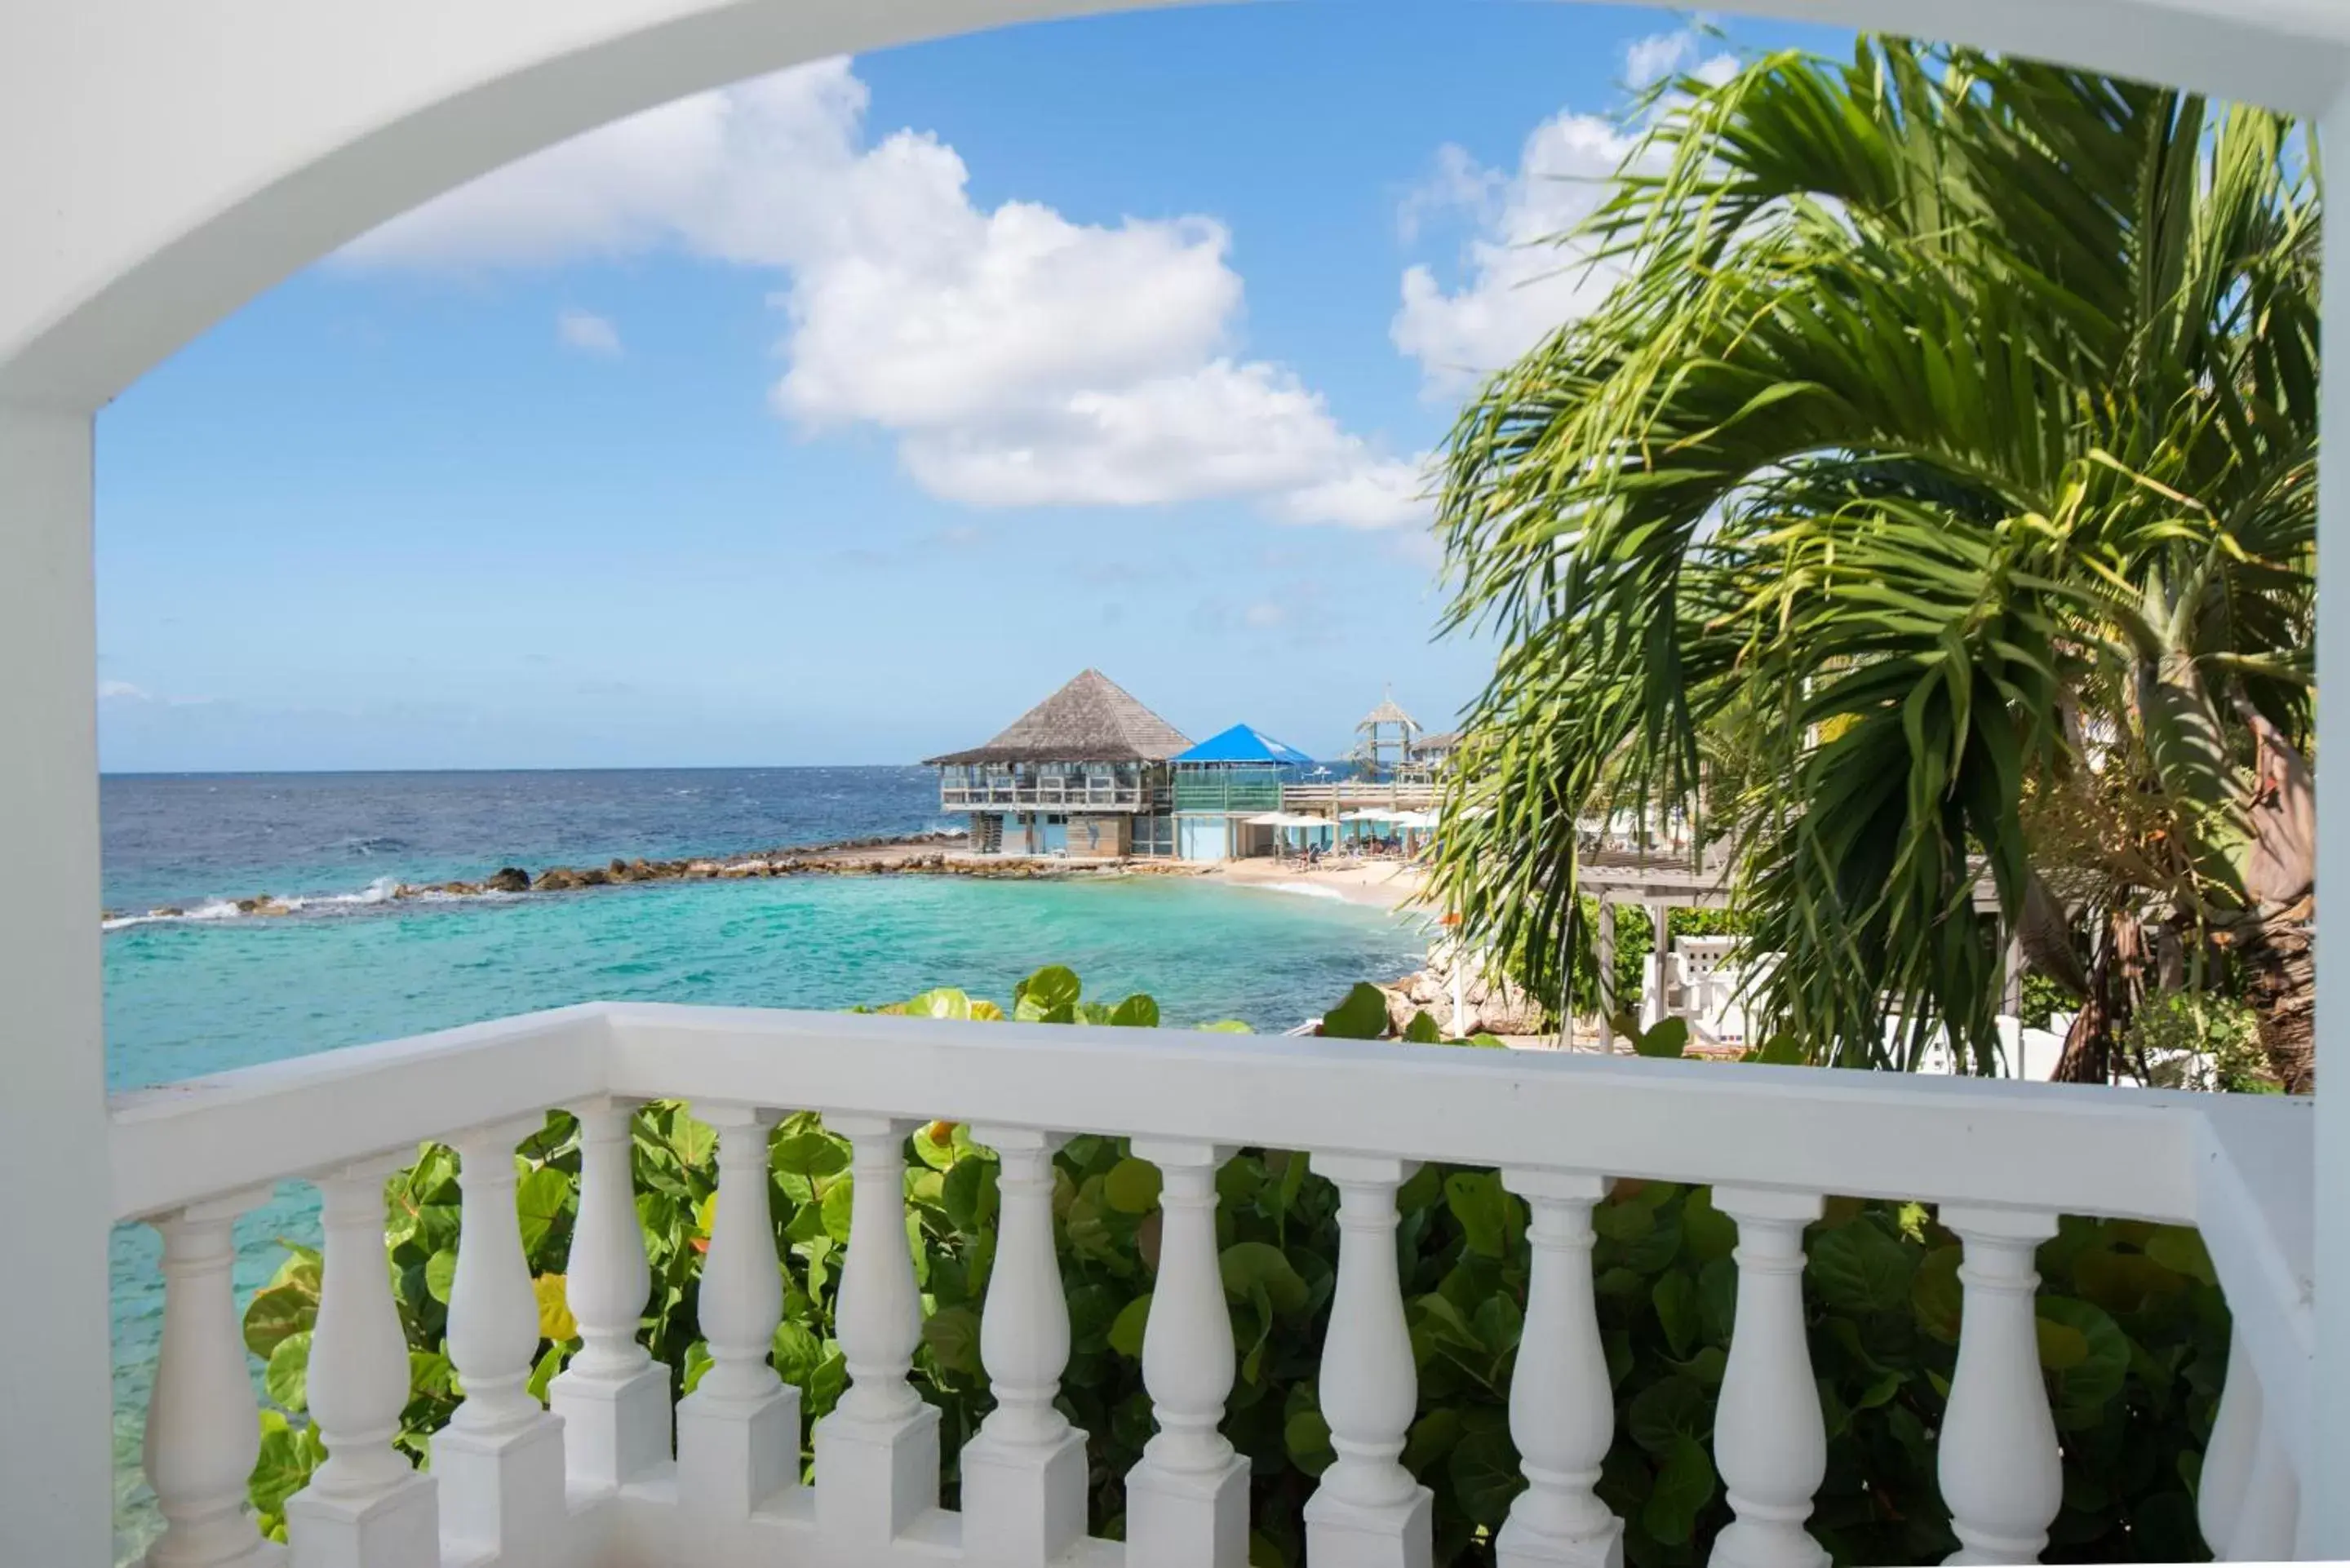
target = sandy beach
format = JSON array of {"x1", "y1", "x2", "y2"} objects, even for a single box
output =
[{"x1": 1200, "y1": 854, "x2": 1431, "y2": 912}]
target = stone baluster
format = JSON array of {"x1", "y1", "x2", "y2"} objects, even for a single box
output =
[
  {"x1": 960, "y1": 1127, "x2": 1086, "y2": 1565},
  {"x1": 1304, "y1": 1154, "x2": 1432, "y2": 1568},
  {"x1": 1708, "y1": 1188, "x2": 1826, "y2": 1568},
  {"x1": 2198, "y1": 1336, "x2": 2261, "y2": 1560},
  {"x1": 1496, "y1": 1171, "x2": 1621, "y2": 1568},
  {"x1": 548, "y1": 1098, "x2": 670, "y2": 1490},
  {"x1": 142, "y1": 1187, "x2": 278, "y2": 1568},
  {"x1": 676, "y1": 1105, "x2": 795, "y2": 1516},
  {"x1": 814, "y1": 1115, "x2": 938, "y2": 1545},
  {"x1": 1124, "y1": 1140, "x2": 1249, "y2": 1568},
  {"x1": 434, "y1": 1119, "x2": 567, "y2": 1567},
  {"x1": 286, "y1": 1156, "x2": 437, "y2": 1567},
  {"x1": 1936, "y1": 1207, "x2": 2061, "y2": 1565}
]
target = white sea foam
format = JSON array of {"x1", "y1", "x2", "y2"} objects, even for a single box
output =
[
  {"x1": 275, "y1": 876, "x2": 402, "y2": 913},
  {"x1": 104, "y1": 877, "x2": 417, "y2": 930},
  {"x1": 1258, "y1": 881, "x2": 1348, "y2": 902}
]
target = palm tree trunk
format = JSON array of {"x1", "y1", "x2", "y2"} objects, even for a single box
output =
[
  {"x1": 2233, "y1": 896, "x2": 2314, "y2": 1092},
  {"x1": 2053, "y1": 908, "x2": 2149, "y2": 1083}
]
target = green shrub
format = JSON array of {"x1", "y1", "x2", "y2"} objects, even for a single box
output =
[
  {"x1": 239, "y1": 966, "x2": 2227, "y2": 1564},
  {"x1": 2123, "y1": 992, "x2": 2276, "y2": 1094}
]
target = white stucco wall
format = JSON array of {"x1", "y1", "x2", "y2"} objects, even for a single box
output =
[
  {"x1": 5, "y1": 0, "x2": 2350, "y2": 414},
  {"x1": 2, "y1": 0, "x2": 2348, "y2": 1561}
]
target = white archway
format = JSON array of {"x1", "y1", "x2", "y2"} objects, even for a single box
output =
[
  {"x1": 2, "y1": 2, "x2": 2346, "y2": 1561},
  {"x1": 6, "y1": 0, "x2": 2350, "y2": 412}
]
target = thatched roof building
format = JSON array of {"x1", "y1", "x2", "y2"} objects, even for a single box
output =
[{"x1": 925, "y1": 669, "x2": 1192, "y2": 766}]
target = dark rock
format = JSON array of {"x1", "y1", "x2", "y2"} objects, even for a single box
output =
[
  {"x1": 487, "y1": 867, "x2": 530, "y2": 893},
  {"x1": 535, "y1": 868, "x2": 583, "y2": 892}
]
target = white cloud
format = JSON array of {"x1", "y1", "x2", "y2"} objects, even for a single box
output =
[
  {"x1": 1625, "y1": 24, "x2": 1740, "y2": 91},
  {"x1": 1244, "y1": 601, "x2": 1286, "y2": 629},
  {"x1": 99, "y1": 680, "x2": 150, "y2": 702},
  {"x1": 1390, "y1": 26, "x2": 1739, "y2": 395},
  {"x1": 343, "y1": 61, "x2": 1421, "y2": 529},
  {"x1": 1390, "y1": 112, "x2": 1644, "y2": 394},
  {"x1": 1625, "y1": 31, "x2": 1693, "y2": 90},
  {"x1": 556, "y1": 309, "x2": 623, "y2": 357}
]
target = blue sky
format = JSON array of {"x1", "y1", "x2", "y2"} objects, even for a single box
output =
[{"x1": 95, "y1": 2, "x2": 1846, "y2": 772}]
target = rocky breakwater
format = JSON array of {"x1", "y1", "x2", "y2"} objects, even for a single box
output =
[
  {"x1": 102, "y1": 830, "x2": 1216, "y2": 927},
  {"x1": 1379, "y1": 937, "x2": 1547, "y2": 1037}
]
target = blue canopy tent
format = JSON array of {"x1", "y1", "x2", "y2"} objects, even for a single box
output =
[
  {"x1": 1171, "y1": 724, "x2": 1317, "y2": 767},
  {"x1": 1170, "y1": 724, "x2": 1318, "y2": 859}
]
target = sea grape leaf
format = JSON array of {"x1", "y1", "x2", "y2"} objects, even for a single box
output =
[
  {"x1": 515, "y1": 1165, "x2": 572, "y2": 1255},
  {"x1": 820, "y1": 1176, "x2": 856, "y2": 1245},
  {"x1": 921, "y1": 1306, "x2": 983, "y2": 1377},
  {"x1": 1911, "y1": 1243, "x2": 1963, "y2": 1344},
  {"x1": 670, "y1": 1112, "x2": 717, "y2": 1167},
  {"x1": 1444, "y1": 1172, "x2": 1510, "y2": 1259},
  {"x1": 1629, "y1": 1375, "x2": 1710, "y2": 1455},
  {"x1": 1110, "y1": 1293, "x2": 1153, "y2": 1358},
  {"x1": 1014, "y1": 965, "x2": 1082, "y2": 1021},
  {"x1": 409, "y1": 1349, "x2": 454, "y2": 1398},
  {"x1": 2037, "y1": 1318, "x2": 2091, "y2": 1371},
  {"x1": 525, "y1": 1343, "x2": 565, "y2": 1404},
  {"x1": 2144, "y1": 1225, "x2": 2218, "y2": 1285},
  {"x1": 1682, "y1": 1187, "x2": 1738, "y2": 1264},
  {"x1": 534, "y1": 1273, "x2": 576, "y2": 1342},
  {"x1": 1448, "y1": 1425, "x2": 1526, "y2": 1527},
  {"x1": 1594, "y1": 1200, "x2": 1655, "y2": 1244},
  {"x1": 1404, "y1": 1406, "x2": 1464, "y2": 1475},
  {"x1": 2038, "y1": 1296, "x2": 2132, "y2": 1424},
  {"x1": 1221, "y1": 1242, "x2": 1310, "y2": 1317},
  {"x1": 772, "y1": 1130, "x2": 850, "y2": 1179},
  {"x1": 1197, "y1": 1019, "x2": 1253, "y2": 1033},
  {"x1": 1403, "y1": 1010, "x2": 1443, "y2": 1043},
  {"x1": 264, "y1": 1331, "x2": 311, "y2": 1413},
  {"x1": 248, "y1": 1409, "x2": 321, "y2": 1518},
  {"x1": 243, "y1": 1282, "x2": 317, "y2": 1360},
  {"x1": 1108, "y1": 994, "x2": 1160, "y2": 1028},
  {"x1": 1634, "y1": 1017, "x2": 1692, "y2": 1059},
  {"x1": 1105, "y1": 1158, "x2": 1164, "y2": 1215},
  {"x1": 424, "y1": 1248, "x2": 458, "y2": 1306},
  {"x1": 894, "y1": 987, "x2": 971, "y2": 1020},
  {"x1": 1284, "y1": 1406, "x2": 1335, "y2": 1476},
  {"x1": 1653, "y1": 1269, "x2": 1700, "y2": 1360},
  {"x1": 1809, "y1": 1219, "x2": 1917, "y2": 1315},
  {"x1": 680, "y1": 1340, "x2": 712, "y2": 1397},
  {"x1": 942, "y1": 1155, "x2": 999, "y2": 1234},
  {"x1": 1075, "y1": 1002, "x2": 1117, "y2": 1025},
  {"x1": 266, "y1": 1244, "x2": 321, "y2": 1295},
  {"x1": 1643, "y1": 1434, "x2": 1718, "y2": 1544},
  {"x1": 773, "y1": 1320, "x2": 825, "y2": 1387},
  {"x1": 1320, "y1": 983, "x2": 1392, "y2": 1039}
]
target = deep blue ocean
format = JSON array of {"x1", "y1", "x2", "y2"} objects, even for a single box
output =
[{"x1": 102, "y1": 766, "x2": 1426, "y2": 1557}]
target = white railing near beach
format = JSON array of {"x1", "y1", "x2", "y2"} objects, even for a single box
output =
[
  {"x1": 1279, "y1": 782, "x2": 1439, "y2": 815},
  {"x1": 116, "y1": 1003, "x2": 2315, "y2": 1568}
]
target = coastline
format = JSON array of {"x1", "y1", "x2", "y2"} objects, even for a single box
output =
[
  {"x1": 100, "y1": 830, "x2": 1434, "y2": 928},
  {"x1": 1199, "y1": 854, "x2": 1430, "y2": 913}
]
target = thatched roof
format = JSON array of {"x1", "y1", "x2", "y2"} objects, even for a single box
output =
[
  {"x1": 925, "y1": 670, "x2": 1192, "y2": 766},
  {"x1": 1359, "y1": 694, "x2": 1420, "y2": 733}
]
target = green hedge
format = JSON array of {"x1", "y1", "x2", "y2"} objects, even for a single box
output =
[{"x1": 236, "y1": 968, "x2": 2228, "y2": 1564}]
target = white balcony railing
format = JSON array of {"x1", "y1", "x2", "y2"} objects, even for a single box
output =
[{"x1": 113, "y1": 1003, "x2": 2315, "y2": 1566}]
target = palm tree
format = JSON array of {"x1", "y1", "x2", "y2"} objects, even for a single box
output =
[{"x1": 1429, "y1": 40, "x2": 2317, "y2": 1082}]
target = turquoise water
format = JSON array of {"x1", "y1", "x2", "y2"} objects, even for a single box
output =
[{"x1": 105, "y1": 865, "x2": 1425, "y2": 1555}]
